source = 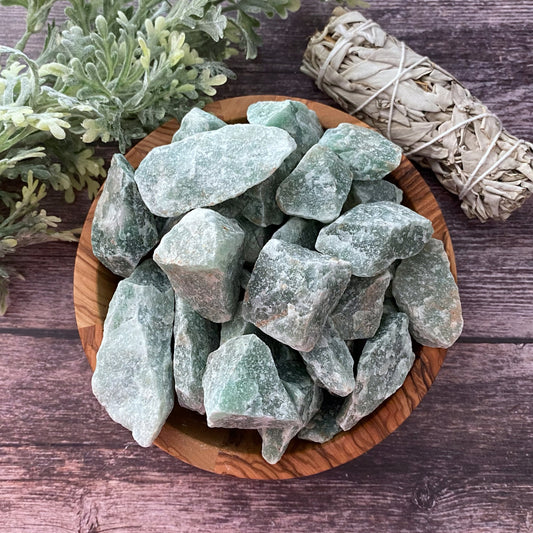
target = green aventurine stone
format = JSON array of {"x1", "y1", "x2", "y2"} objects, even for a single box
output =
[
  {"x1": 276, "y1": 145, "x2": 353, "y2": 223},
  {"x1": 392, "y1": 238, "x2": 463, "y2": 348},
  {"x1": 219, "y1": 302, "x2": 258, "y2": 345},
  {"x1": 173, "y1": 295, "x2": 219, "y2": 414},
  {"x1": 135, "y1": 124, "x2": 297, "y2": 217},
  {"x1": 202, "y1": 334, "x2": 301, "y2": 429},
  {"x1": 330, "y1": 270, "x2": 392, "y2": 340},
  {"x1": 242, "y1": 239, "x2": 351, "y2": 352},
  {"x1": 236, "y1": 217, "x2": 269, "y2": 264},
  {"x1": 92, "y1": 260, "x2": 174, "y2": 447},
  {"x1": 271, "y1": 217, "x2": 322, "y2": 249},
  {"x1": 172, "y1": 107, "x2": 226, "y2": 142},
  {"x1": 315, "y1": 202, "x2": 434, "y2": 277},
  {"x1": 91, "y1": 154, "x2": 158, "y2": 277},
  {"x1": 319, "y1": 123, "x2": 402, "y2": 181},
  {"x1": 299, "y1": 320, "x2": 355, "y2": 397},
  {"x1": 349, "y1": 179, "x2": 403, "y2": 206},
  {"x1": 337, "y1": 312, "x2": 415, "y2": 431},
  {"x1": 153, "y1": 208, "x2": 245, "y2": 323},
  {"x1": 259, "y1": 347, "x2": 322, "y2": 464},
  {"x1": 298, "y1": 392, "x2": 344, "y2": 443}
]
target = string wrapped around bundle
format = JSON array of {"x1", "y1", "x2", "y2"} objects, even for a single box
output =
[{"x1": 301, "y1": 8, "x2": 533, "y2": 222}]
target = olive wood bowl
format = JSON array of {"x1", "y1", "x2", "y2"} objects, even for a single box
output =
[{"x1": 73, "y1": 95, "x2": 456, "y2": 479}]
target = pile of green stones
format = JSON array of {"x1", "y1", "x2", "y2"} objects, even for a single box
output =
[{"x1": 91, "y1": 100, "x2": 463, "y2": 464}]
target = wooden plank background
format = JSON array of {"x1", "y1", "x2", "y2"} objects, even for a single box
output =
[{"x1": 1, "y1": 1, "x2": 532, "y2": 531}]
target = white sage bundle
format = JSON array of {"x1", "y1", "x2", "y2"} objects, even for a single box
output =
[{"x1": 301, "y1": 8, "x2": 533, "y2": 221}]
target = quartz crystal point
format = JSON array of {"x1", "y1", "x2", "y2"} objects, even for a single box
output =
[
  {"x1": 298, "y1": 392, "x2": 344, "y2": 443},
  {"x1": 91, "y1": 154, "x2": 158, "y2": 277},
  {"x1": 259, "y1": 346, "x2": 322, "y2": 464},
  {"x1": 172, "y1": 107, "x2": 226, "y2": 142},
  {"x1": 173, "y1": 295, "x2": 219, "y2": 414},
  {"x1": 202, "y1": 334, "x2": 301, "y2": 429},
  {"x1": 337, "y1": 312, "x2": 415, "y2": 431},
  {"x1": 276, "y1": 144, "x2": 353, "y2": 223},
  {"x1": 315, "y1": 202, "x2": 434, "y2": 277},
  {"x1": 318, "y1": 123, "x2": 402, "y2": 181},
  {"x1": 153, "y1": 208, "x2": 245, "y2": 323},
  {"x1": 271, "y1": 217, "x2": 322, "y2": 249},
  {"x1": 92, "y1": 260, "x2": 174, "y2": 447},
  {"x1": 348, "y1": 179, "x2": 403, "y2": 207},
  {"x1": 135, "y1": 124, "x2": 297, "y2": 217},
  {"x1": 242, "y1": 239, "x2": 351, "y2": 352},
  {"x1": 330, "y1": 270, "x2": 392, "y2": 340},
  {"x1": 299, "y1": 320, "x2": 355, "y2": 397},
  {"x1": 392, "y1": 238, "x2": 463, "y2": 348}
]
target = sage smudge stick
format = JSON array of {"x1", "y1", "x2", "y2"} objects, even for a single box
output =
[{"x1": 301, "y1": 8, "x2": 533, "y2": 222}]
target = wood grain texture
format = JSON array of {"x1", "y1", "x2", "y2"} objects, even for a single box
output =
[{"x1": 73, "y1": 95, "x2": 453, "y2": 479}]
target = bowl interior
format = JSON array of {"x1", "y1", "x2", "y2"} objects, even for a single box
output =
[{"x1": 73, "y1": 95, "x2": 454, "y2": 479}]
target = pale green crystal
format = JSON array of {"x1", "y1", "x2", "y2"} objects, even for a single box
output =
[
  {"x1": 259, "y1": 346, "x2": 322, "y2": 464},
  {"x1": 173, "y1": 295, "x2": 219, "y2": 414},
  {"x1": 315, "y1": 202, "x2": 434, "y2": 277},
  {"x1": 91, "y1": 154, "x2": 158, "y2": 277},
  {"x1": 271, "y1": 217, "x2": 322, "y2": 249},
  {"x1": 276, "y1": 145, "x2": 353, "y2": 223},
  {"x1": 392, "y1": 238, "x2": 463, "y2": 348},
  {"x1": 319, "y1": 123, "x2": 402, "y2": 181},
  {"x1": 298, "y1": 393, "x2": 344, "y2": 443},
  {"x1": 172, "y1": 107, "x2": 226, "y2": 142},
  {"x1": 220, "y1": 302, "x2": 258, "y2": 345},
  {"x1": 299, "y1": 320, "x2": 355, "y2": 397},
  {"x1": 202, "y1": 334, "x2": 301, "y2": 429},
  {"x1": 92, "y1": 260, "x2": 174, "y2": 447},
  {"x1": 330, "y1": 270, "x2": 392, "y2": 340},
  {"x1": 236, "y1": 217, "x2": 269, "y2": 264},
  {"x1": 348, "y1": 179, "x2": 403, "y2": 207},
  {"x1": 153, "y1": 208, "x2": 245, "y2": 323},
  {"x1": 337, "y1": 312, "x2": 415, "y2": 431},
  {"x1": 242, "y1": 239, "x2": 351, "y2": 352},
  {"x1": 135, "y1": 124, "x2": 297, "y2": 217}
]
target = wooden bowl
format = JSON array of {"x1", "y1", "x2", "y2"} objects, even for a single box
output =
[{"x1": 73, "y1": 95, "x2": 456, "y2": 479}]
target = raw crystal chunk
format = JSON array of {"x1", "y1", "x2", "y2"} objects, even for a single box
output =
[
  {"x1": 337, "y1": 312, "x2": 415, "y2": 431},
  {"x1": 319, "y1": 123, "x2": 402, "y2": 180},
  {"x1": 172, "y1": 107, "x2": 226, "y2": 142},
  {"x1": 271, "y1": 217, "x2": 322, "y2": 249},
  {"x1": 173, "y1": 295, "x2": 219, "y2": 414},
  {"x1": 276, "y1": 145, "x2": 353, "y2": 223},
  {"x1": 236, "y1": 217, "x2": 269, "y2": 264},
  {"x1": 330, "y1": 270, "x2": 392, "y2": 340},
  {"x1": 219, "y1": 302, "x2": 258, "y2": 345},
  {"x1": 259, "y1": 346, "x2": 322, "y2": 464},
  {"x1": 135, "y1": 124, "x2": 297, "y2": 217},
  {"x1": 202, "y1": 334, "x2": 301, "y2": 429},
  {"x1": 298, "y1": 393, "x2": 344, "y2": 443},
  {"x1": 153, "y1": 208, "x2": 245, "y2": 323},
  {"x1": 348, "y1": 179, "x2": 403, "y2": 206},
  {"x1": 242, "y1": 239, "x2": 351, "y2": 352},
  {"x1": 315, "y1": 202, "x2": 434, "y2": 277},
  {"x1": 299, "y1": 320, "x2": 355, "y2": 397},
  {"x1": 92, "y1": 260, "x2": 174, "y2": 447},
  {"x1": 392, "y1": 238, "x2": 463, "y2": 348},
  {"x1": 91, "y1": 154, "x2": 158, "y2": 277}
]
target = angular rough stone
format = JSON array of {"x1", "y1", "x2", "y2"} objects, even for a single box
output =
[
  {"x1": 219, "y1": 302, "x2": 258, "y2": 345},
  {"x1": 135, "y1": 124, "x2": 297, "y2": 217},
  {"x1": 236, "y1": 217, "x2": 269, "y2": 264},
  {"x1": 319, "y1": 123, "x2": 402, "y2": 180},
  {"x1": 299, "y1": 320, "x2": 355, "y2": 397},
  {"x1": 92, "y1": 260, "x2": 174, "y2": 447},
  {"x1": 330, "y1": 270, "x2": 392, "y2": 340},
  {"x1": 153, "y1": 208, "x2": 245, "y2": 323},
  {"x1": 202, "y1": 334, "x2": 301, "y2": 429},
  {"x1": 298, "y1": 392, "x2": 344, "y2": 443},
  {"x1": 172, "y1": 107, "x2": 226, "y2": 143},
  {"x1": 173, "y1": 295, "x2": 219, "y2": 414},
  {"x1": 259, "y1": 346, "x2": 322, "y2": 464},
  {"x1": 271, "y1": 217, "x2": 322, "y2": 249},
  {"x1": 348, "y1": 179, "x2": 403, "y2": 207},
  {"x1": 315, "y1": 202, "x2": 434, "y2": 277},
  {"x1": 392, "y1": 238, "x2": 463, "y2": 348},
  {"x1": 337, "y1": 312, "x2": 415, "y2": 431},
  {"x1": 276, "y1": 145, "x2": 353, "y2": 223},
  {"x1": 156, "y1": 215, "x2": 183, "y2": 238},
  {"x1": 242, "y1": 239, "x2": 351, "y2": 352},
  {"x1": 91, "y1": 154, "x2": 158, "y2": 277}
]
